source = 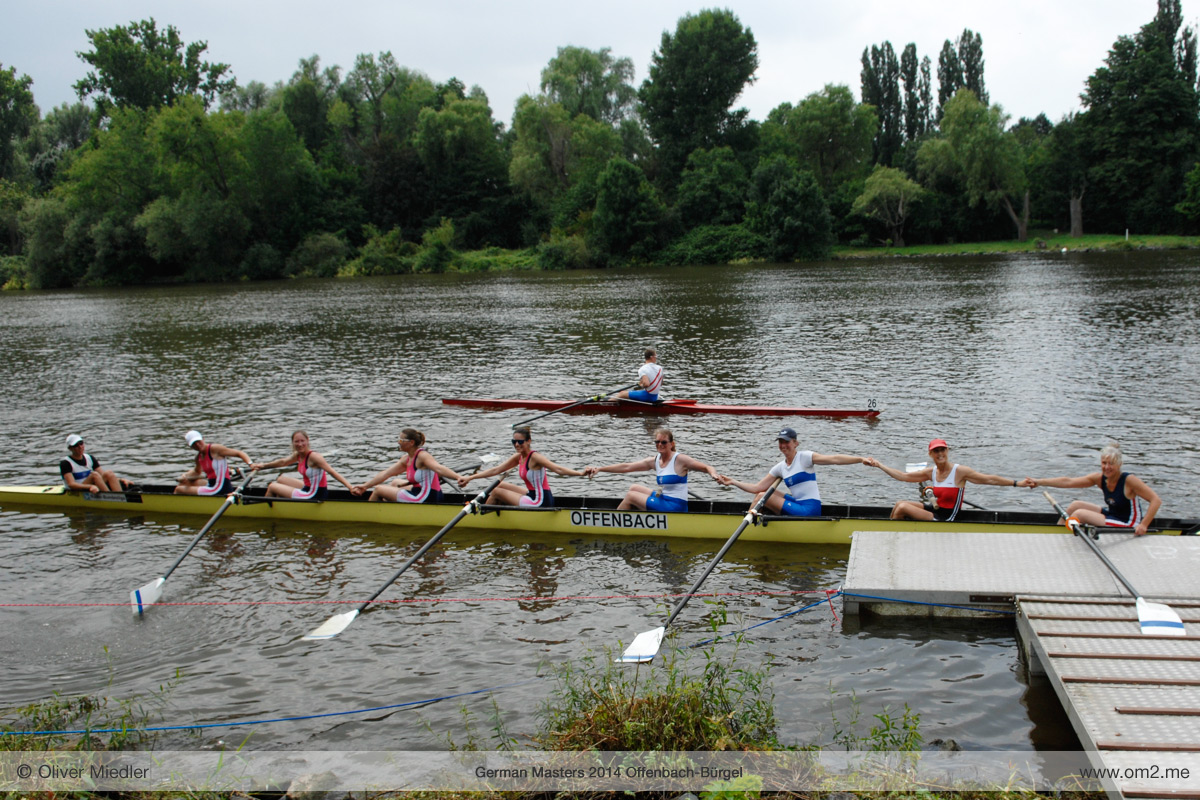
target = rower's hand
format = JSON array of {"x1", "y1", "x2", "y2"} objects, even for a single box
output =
[
  {"x1": 350, "y1": 485, "x2": 365, "y2": 496},
  {"x1": 457, "y1": 475, "x2": 474, "y2": 489},
  {"x1": 715, "y1": 474, "x2": 731, "y2": 486},
  {"x1": 1135, "y1": 521, "x2": 1149, "y2": 537},
  {"x1": 583, "y1": 466, "x2": 598, "y2": 478},
  {"x1": 1018, "y1": 477, "x2": 1037, "y2": 488},
  {"x1": 88, "y1": 485, "x2": 99, "y2": 494},
  {"x1": 861, "y1": 457, "x2": 879, "y2": 468}
]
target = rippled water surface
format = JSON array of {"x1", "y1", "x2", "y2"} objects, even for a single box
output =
[{"x1": 2, "y1": 252, "x2": 1199, "y2": 751}]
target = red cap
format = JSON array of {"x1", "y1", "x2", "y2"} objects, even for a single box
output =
[{"x1": 928, "y1": 438, "x2": 949, "y2": 451}]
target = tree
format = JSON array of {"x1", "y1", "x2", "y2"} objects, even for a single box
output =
[
  {"x1": 851, "y1": 165, "x2": 925, "y2": 246},
  {"x1": 590, "y1": 157, "x2": 663, "y2": 259},
  {"x1": 0, "y1": 63, "x2": 37, "y2": 181},
  {"x1": 74, "y1": 19, "x2": 235, "y2": 119},
  {"x1": 860, "y1": 42, "x2": 902, "y2": 165},
  {"x1": 957, "y1": 29, "x2": 988, "y2": 106},
  {"x1": 1078, "y1": 0, "x2": 1200, "y2": 233},
  {"x1": 936, "y1": 40, "x2": 962, "y2": 122},
  {"x1": 745, "y1": 155, "x2": 833, "y2": 261},
  {"x1": 787, "y1": 85, "x2": 876, "y2": 192},
  {"x1": 899, "y1": 45, "x2": 932, "y2": 141},
  {"x1": 918, "y1": 90, "x2": 1029, "y2": 241},
  {"x1": 1031, "y1": 113, "x2": 1085, "y2": 236},
  {"x1": 676, "y1": 146, "x2": 749, "y2": 228},
  {"x1": 639, "y1": 9, "x2": 758, "y2": 189},
  {"x1": 540, "y1": 46, "x2": 637, "y2": 126}
]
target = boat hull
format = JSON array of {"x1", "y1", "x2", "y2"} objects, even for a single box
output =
[
  {"x1": 3, "y1": 485, "x2": 1194, "y2": 544},
  {"x1": 442, "y1": 397, "x2": 881, "y2": 418}
]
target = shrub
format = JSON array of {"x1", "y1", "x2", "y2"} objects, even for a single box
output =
[
  {"x1": 289, "y1": 232, "x2": 350, "y2": 278},
  {"x1": 535, "y1": 232, "x2": 594, "y2": 270},
  {"x1": 414, "y1": 218, "x2": 458, "y2": 274},
  {"x1": 340, "y1": 226, "x2": 414, "y2": 277},
  {"x1": 657, "y1": 224, "x2": 769, "y2": 265},
  {"x1": 238, "y1": 242, "x2": 283, "y2": 280}
]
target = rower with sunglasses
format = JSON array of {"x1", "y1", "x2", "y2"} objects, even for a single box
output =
[
  {"x1": 583, "y1": 428, "x2": 719, "y2": 512},
  {"x1": 351, "y1": 428, "x2": 462, "y2": 503},
  {"x1": 458, "y1": 426, "x2": 585, "y2": 507}
]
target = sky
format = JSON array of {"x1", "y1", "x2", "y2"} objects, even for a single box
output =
[{"x1": 4, "y1": 0, "x2": 1198, "y2": 127}]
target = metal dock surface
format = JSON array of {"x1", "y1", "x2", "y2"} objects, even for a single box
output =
[{"x1": 843, "y1": 530, "x2": 1200, "y2": 798}]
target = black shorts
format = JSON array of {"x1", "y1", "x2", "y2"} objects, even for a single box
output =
[{"x1": 932, "y1": 505, "x2": 958, "y2": 522}]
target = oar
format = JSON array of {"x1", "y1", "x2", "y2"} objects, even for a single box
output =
[
  {"x1": 302, "y1": 472, "x2": 511, "y2": 640},
  {"x1": 510, "y1": 383, "x2": 639, "y2": 428},
  {"x1": 130, "y1": 470, "x2": 258, "y2": 615},
  {"x1": 620, "y1": 477, "x2": 783, "y2": 663},
  {"x1": 1043, "y1": 491, "x2": 1185, "y2": 636}
]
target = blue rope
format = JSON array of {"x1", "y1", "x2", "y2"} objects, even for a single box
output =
[
  {"x1": 690, "y1": 591, "x2": 842, "y2": 648},
  {"x1": 2, "y1": 677, "x2": 544, "y2": 737}
]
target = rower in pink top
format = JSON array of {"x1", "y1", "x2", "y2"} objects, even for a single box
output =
[{"x1": 457, "y1": 426, "x2": 584, "y2": 507}]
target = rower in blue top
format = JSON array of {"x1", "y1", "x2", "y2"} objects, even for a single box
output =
[
  {"x1": 584, "y1": 428, "x2": 719, "y2": 512},
  {"x1": 615, "y1": 347, "x2": 663, "y2": 402},
  {"x1": 718, "y1": 427, "x2": 870, "y2": 516}
]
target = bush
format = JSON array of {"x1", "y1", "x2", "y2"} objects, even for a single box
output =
[
  {"x1": 238, "y1": 242, "x2": 283, "y2": 280},
  {"x1": 340, "y1": 226, "x2": 414, "y2": 277},
  {"x1": 657, "y1": 224, "x2": 769, "y2": 265},
  {"x1": 414, "y1": 218, "x2": 458, "y2": 274},
  {"x1": 288, "y1": 232, "x2": 350, "y2": 278},
  {"x1": 0, "y1": 255, "x2": 27, "y2": 289},
  {"x1": 535, "y1": 232, "x2": 594, "y2": 270}
]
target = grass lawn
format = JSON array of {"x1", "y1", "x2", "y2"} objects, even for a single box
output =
[{"x1": 834, "y1": 231, "x2": 1200, "y2": 258}]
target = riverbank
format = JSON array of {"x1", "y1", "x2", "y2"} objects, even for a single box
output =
[{"x1": 832, "y1": 232, "x2": 1200, "y2": 259}]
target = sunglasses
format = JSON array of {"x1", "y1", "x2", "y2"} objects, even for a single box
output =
[
  {"x1": 512, "y1": 438, "x2": 528, "y2": 445},
  {"x1": 654, "y1": 440, "x2": 671, "y2": 445}
]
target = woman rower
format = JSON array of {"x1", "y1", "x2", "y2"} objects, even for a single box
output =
[
  {"x1": 251, "y1": 430, "x2": 353, "y2": 500},
  {"x1": 351, "y1": 428, "x2": 461, "y2": 503},
  {"x1": 175, "y1": 430, "x2": 253, "y2": 495},
  {"x1": 717, "y1": 427, "x2": 869, "y2": 516},
  {"x1": 457, "y1": 426, "x2": 584, "y2": 507},
  {"x1": 1024, "y1": 442, "x2": 1162, "y2": 536},
  {"x1": 865, "y1": 438, "x2": 1023, "y2": 521},
  {"x1": 583, "y1": 427, "x2": 719, "y2": 512}
]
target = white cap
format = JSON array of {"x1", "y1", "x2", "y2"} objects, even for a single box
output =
[
  {"x1": 185, "y1": 430, "x2": 203, "y2": 447},
  {"x1": 66, "y1": 434, "x2": 83, "y2": 447}
]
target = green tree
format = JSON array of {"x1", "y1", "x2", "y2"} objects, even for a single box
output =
[
  {"x1": 918, "y1": 89, "x2": 1029, "y2": 241},
  {"x1": 899, "y1": 45, "x2": 932, "y2": 141},
  {"x1": 745, "y1": 155, "x2": 833, "y2": 261},
  {"x1": 937, "y1": 29, "x2": 988, "y2": 122},
  {"x1": 590, "y1": 157, "x2": 663, "y2": 259},
  {"x1": 676, "y1": 146, "x2": 749, "y2": 228},
  {"x1": 1078, "y1": 0, "x2": 1200, "y2": 233},
  {"x1": 25, "y1": 102, "x2": 91, "y2": 192},
  {"x1": 74, "y1": 19, "x2": 235, "y2": 119},
  {"x1": 1, "y1": 63, "x2": 37, "y2": 181},
  {"x1": 766, "y1": 84, "x2": 877, "y2": 192},
  {"x1": 851, "y1": 165, "x2": 925, "y2": 246},
  {"x1": 639, "y1": 9, "x2": 758, "y2": 189},
  {"x1": 860, "y1": 42, "x2": 901, "y2": 164},
  {"x1": 540, "y1": 46, "x2": 637, "y2": 126}
]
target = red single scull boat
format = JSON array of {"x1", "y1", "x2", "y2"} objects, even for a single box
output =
[{"x1": 442, "y1": 397, "x2": 881, "y2": 418}]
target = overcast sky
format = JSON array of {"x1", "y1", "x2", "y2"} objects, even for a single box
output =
[{"x1": 4, "y1": 0, "x2": 1197, "y2": 127}]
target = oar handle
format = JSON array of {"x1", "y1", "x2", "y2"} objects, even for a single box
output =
[
  {"x1": 162, "y1": 470, "x2": 258, "y2": 580},
  {"x1": 510, "y1": 383, "x2": 640, "y2": 429},
  {"x1": 356, "y1": 472, "x2": 510, "y2": 611},
  {"x1": 664, "y1": 478, "x2": 782, "y2": 629},
  {"x1": 1043, "y1": 491, "x2": 1141, "y2": 598}
]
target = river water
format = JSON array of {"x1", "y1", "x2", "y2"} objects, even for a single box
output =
[{"x1": 1, "y1": 251, "x2": 1198, "y2": 752}]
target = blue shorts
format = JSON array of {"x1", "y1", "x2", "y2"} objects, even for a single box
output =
[
  {"x1": 780, "y1": 497, "x2": 822, "y2": 517},
  {"x1": 628, "y1": 389, "x2": 659, "y2": 402},
  {"x1": 646, "y1": 493, "x2": 687, "y2": 513}
]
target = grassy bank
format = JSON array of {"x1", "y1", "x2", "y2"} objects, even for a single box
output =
[{"x1": 833, "y1": 231, "x2": 1200, "y2": 259}]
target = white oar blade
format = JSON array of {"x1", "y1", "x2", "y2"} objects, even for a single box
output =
[
  {"x1": 618, "y1": 627, "x2": 665, "y2": 664},
  {"x1": 130, "y1": 578, "x2": 165, "y2": 616},
  {"x1": 302, "y1": 609, "x2": 360, "y2": 641},
  {"x1": 1136, "y1": 597, "x2": 1186, "y2": 636}
]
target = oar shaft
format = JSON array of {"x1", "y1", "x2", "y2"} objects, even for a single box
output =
[
  {"x1": 663, "y1": 478, "x2": 782, "y2": 629},
  {"x1": 162, "y1": 472, "x2": 257, "y2": 579},
  {"x1": 510, "y1": 383, "x2": 639, "y2": 429},
  {"x1": 1043, "y1": 491, "x2": 1141, "y2": 598},
  {"x1": 355, "y1": 474, "x2": 507, "y2": 611}
]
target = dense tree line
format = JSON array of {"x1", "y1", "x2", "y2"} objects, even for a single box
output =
[{"x1": 2, "y1": 3, "x2": 1199, "y2": 288}]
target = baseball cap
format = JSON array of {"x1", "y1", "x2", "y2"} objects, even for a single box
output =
[
  {"x1": 66, "y1": 434, "x2": 83, "y2": 447},
  {"x1": 928, "y1": 438, "x2": 949, "y2": 451},
  {"x1": 185, "y1": 430, "x2": 204, "y2": 447},
  {"x1": 776, "y1": 427, "x2": 798, "y2": 442}
]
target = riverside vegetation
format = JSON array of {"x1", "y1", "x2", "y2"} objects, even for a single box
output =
[{"x1": 3, "y1": 3, "x2": 1200, "y2": 289}]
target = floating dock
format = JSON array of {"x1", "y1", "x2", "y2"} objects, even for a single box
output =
[{"x1": 843, "y1": 531, "x2": 1200, "y2": 799}]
